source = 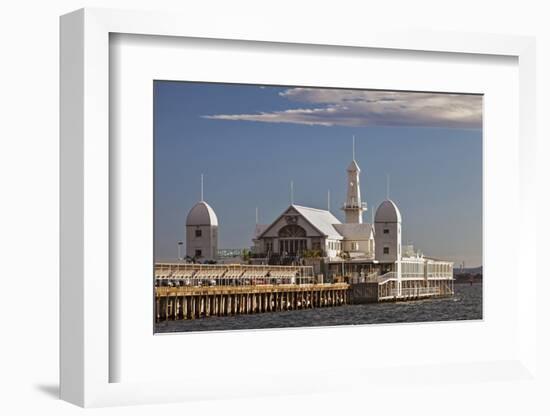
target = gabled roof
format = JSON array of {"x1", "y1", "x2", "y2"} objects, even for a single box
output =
[
  {"x1": 292, "y1": 205, "x2": 343, "y2": 240},
  {"x1": 253, "y1": 224, "x2": 269, "y2": 239},
  {"x1": 333, "y1": 223, "x2": 373, "y2": 239},
  {"x1": 258, "y1": 205, "x2": 343, "y2": 240}
]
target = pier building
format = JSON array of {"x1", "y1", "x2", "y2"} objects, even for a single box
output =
[
  {"x1": 252, "y1": 140, "x2": 454, "y2": 298},
  {"x1": 158, "y1": 139, "x2": 454, "y2": 323}
]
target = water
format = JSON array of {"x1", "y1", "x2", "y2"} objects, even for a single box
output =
[{"x1": 155, "y1": 283, "x2": 482, "y2": 333}]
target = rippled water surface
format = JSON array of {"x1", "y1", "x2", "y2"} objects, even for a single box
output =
[{"x1": 155, "y1": 283, "x2": 482, "y2": 333}]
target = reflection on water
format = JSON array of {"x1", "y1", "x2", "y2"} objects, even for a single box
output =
[{"x1": 155, "y1": 283, "x2": 482, "y2": 333}]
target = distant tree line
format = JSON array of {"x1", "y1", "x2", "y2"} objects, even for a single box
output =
[{"x1": 454, "y1": 272, "x2": 482, "y2": 284}]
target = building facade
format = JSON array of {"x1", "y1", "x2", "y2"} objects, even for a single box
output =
[
  {"x1": 253, "y1": 204, "x2": 350, "y2": 260},
  {"x1": 252, "y1": 151, "x2": 377, "y2": 262}
]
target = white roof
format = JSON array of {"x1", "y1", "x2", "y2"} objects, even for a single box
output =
[
  {"x1": 347, "y1": 159, "x2": 360, "y2": 172},
  {"x1": 374, "y1": 200, "x2": 402, "y2": 223},
  {"x1": 292, "y1": 205, "x2": 343, "y2": 240},
  {"x1": 253, "y1": 224, "x2": 269, "y2": 239},
  {"x1": 186, "y1": 201, "x2": 218, "y2": 226},
  {"x1": 333, "y1": 223, "x2": 373, "y2": 239}
]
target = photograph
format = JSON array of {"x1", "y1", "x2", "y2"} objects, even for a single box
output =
[{"x1": 153, "y1": 81, "x2": 483, "y2": 333}]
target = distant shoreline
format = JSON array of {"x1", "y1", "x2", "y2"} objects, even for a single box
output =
[{"x1": 454, "y1": 273, "x2": 482, "y2": 284}]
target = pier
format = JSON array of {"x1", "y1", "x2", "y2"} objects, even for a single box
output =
[
  {"x1": 155, "y1": 263, "x2": 352, "y2": 322},
  {"x1": 156, "y1": 283, "x2": 350, "y2": 321},
  {"x1": 348, "y1": 271, "x2": 454, "y2": 303},
  {"x1": 154, "y1": 263, "x2": 453, "y2": 322}
]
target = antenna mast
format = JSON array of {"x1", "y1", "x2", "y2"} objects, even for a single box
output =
[{"x1": 200, "y1": 173, "x2": 204, "y2": 201}]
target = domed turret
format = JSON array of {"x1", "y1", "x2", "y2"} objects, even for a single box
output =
[
  {"x1": 186, "y1": 201, "x2": 218, "y2": 260},
  {"x1": 374, "y1": 200, "x2": 402, "y2": 223},
  {"x1": 186, "y1": 201, "x2": 218, "y2": 226},
  {"x1": 374, "y1": 199, "x2": 402, "y2": 263}
]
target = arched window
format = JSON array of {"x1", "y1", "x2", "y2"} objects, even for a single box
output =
[{"x1": 278, "y1": 224, "x2": 306, "y2": 238}]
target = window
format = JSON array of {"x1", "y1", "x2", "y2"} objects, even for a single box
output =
[
  {"x1": 278, "y1": 224, "x2": 306, "y2": 238},
  {"x1": 383, "y1": 229, "x2": 389, "y2": 234},
  {"x1": 383, "y1": 247, "x2": 390, "y2": 254},
  {"x1": 195, "y1": 249, "x2": 202, "y2": 257},
  {"x1": 195, "y1": 229, "x2": 202, "y2": 237}
]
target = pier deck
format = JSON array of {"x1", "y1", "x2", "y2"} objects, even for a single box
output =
[
  {"x1": 156, "y1": 283, "x2": 350, "y2": 321},
  {"x1": 349, "y1": 278, "x2": 454, "y2": 303}
]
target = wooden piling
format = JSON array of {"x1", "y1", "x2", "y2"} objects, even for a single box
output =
[{"x1": 155, "y1": 283, "x2": 350, "y2": 322}]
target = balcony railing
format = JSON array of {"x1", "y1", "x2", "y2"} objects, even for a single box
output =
[
  {"x1": 341, "y1": 202, "x2": 367, "y2": 210},
  {"x1": 378, "y1": 272, "x2": 397, "y2": 283},
  {"x1": 390, "y1": 287, "x2": 441, "y2": 297}
]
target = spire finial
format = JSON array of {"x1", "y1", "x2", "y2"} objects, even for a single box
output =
[
  {"x1": 200, "y1": 173, "x2": 204, "y2": 201},
  {"x1": 327, "y1": 189, "x2": 331, "y2": 211},
  {"x1": 386, "y1": 174, "x2": 390, "y2": 200},
  {"x1": 255, "y1": 207, "x2": 259, "y2": 225},
  {"x1": 352, "y1": 135, "x2": 356, "y2": 161},
  {"x1": 290, "y1": 180, "x2": 294, "y2": 205}
]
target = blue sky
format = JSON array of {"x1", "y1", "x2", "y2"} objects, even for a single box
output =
[{"x1": 154, "y1": 81, "x2": 482, "y2": 267}]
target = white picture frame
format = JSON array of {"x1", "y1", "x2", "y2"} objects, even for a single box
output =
[{"x1": 60, "y1": 8, "x2": 537, "y2": 408}]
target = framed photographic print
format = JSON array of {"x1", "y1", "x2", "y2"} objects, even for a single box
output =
[
  {"x1": 152, "y1": 81, "x2": 481, "y2": 335},
  {"x1": 60, "y1": 7, "x2": 538, "y2": 408}
]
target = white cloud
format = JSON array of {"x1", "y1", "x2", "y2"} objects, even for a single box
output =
[{"x1": 202, "y1": 88, "x2": 482, "y2": 129}]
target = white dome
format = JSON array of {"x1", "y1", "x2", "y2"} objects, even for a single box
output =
[
  {"x1": 374, "y1": 200, "x2": 402, "y2": 223},
  {"x1": 186, "y1": 201, "x2": 218, "y2": 226}
]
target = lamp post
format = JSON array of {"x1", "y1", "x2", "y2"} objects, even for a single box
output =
[{"x1": 177, "y1": 241, "x2": 183, "y2": 261}]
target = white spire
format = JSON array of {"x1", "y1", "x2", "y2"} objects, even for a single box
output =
[
  {"x1": 327, "y1": 189, "x2": 331, "y2": 211},
  {"x1": 290, "y1": 180, "x2": 294, "y2": 205},
  {"x1": 342, "y1": 138, "x2": 365, "y2": 223}
]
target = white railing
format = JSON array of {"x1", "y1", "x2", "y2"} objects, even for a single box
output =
[
  {"x1": 427, "y1": 273, "x2": 453, "y2": 279},
  {"x1": 378, "y1": 272, "x2": 397, "y2": 284},
  {"x1": 401, "y1": 272, "x2": 425, "y2": 279},
  {"x1": 390, "y1": 287, "x2": 441, "y2": 297},
  {"x1": 341, "y1": 202, "x2": 368, "y2": 209}
]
